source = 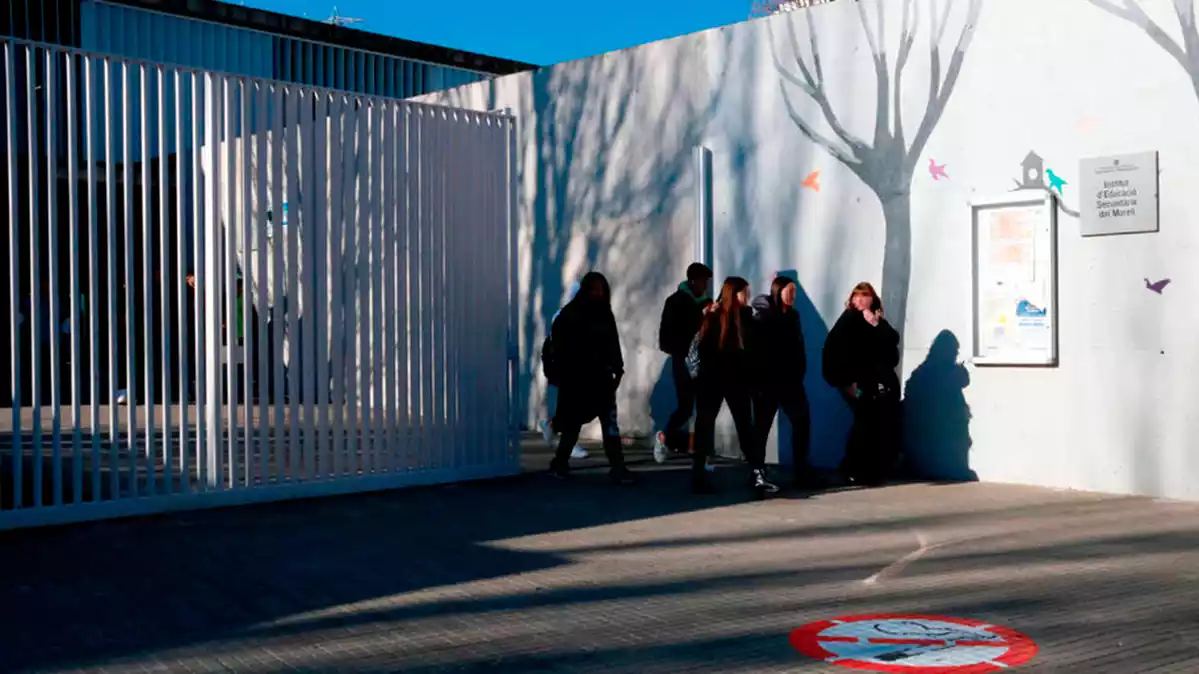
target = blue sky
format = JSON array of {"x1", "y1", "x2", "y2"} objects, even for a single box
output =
[{"x1": 241, "y1": 0, "x2": 750, "y2": 65}]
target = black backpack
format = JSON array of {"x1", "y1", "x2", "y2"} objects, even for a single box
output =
[{"x1": 540, "y1": 332, "x2": 559, "y2": 386}]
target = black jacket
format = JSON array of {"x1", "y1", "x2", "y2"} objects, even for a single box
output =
[
  {"x1": 750, "y1": 294, "x2": 806, "y2": 390},
  {"x1": 822, "y1": 309, "x2": 900, "y2": 396},
  {"x1": 659, "y1": 282, "x2": 711, "y2": 356},
  {"x1": 693, "y1": 307, "x2": 756, "y2": 387},
  {"x1": 549, "y1": 298, "x2": 624, "y2": 388}
]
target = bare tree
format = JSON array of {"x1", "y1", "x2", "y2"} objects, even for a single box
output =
[
  {"x1": 770, "y1": 0, "x2": 983, "y2": 334},
  {"x1": 1085, "y1": 1, "x2": 1199, "y2": 99}
]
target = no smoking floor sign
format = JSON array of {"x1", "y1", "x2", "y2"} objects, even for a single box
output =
[{"x1": 790, "y1": 614, "x2": 1038, "y2": 672}]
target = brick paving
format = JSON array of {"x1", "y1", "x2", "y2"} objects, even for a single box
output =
[{"x1": 3, "y1": 440, "x2": 1199, "y2": 673}]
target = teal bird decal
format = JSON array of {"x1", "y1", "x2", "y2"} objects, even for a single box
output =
[{"x1": 1046, "y1": 169, "x2": 1067, "y2": 195}]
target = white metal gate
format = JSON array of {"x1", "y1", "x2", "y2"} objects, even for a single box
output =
[{"x1": 0, "y1": 39, "x2": 520, "y2": 530}]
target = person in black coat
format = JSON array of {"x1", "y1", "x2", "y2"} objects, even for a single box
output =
[
  {"x1": 546, "y1": 271, "x2": 637, "y2": 485},
  {"x1": 689, "y1": 277, "x2": 778, "y2": 495},
  {"x1": 822, "y1": 282, "x2": 901, "y2": 486},
  {"x1": 750, "y1": 276, "x2": 821, "y2": 488},
  {"x1": 654, "y1": 262, "x2": 713, "y2": 462}
]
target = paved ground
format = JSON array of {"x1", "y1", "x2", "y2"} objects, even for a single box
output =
[{"x1": 4, "y1": 439, "x2": 1199, "y2": 673}]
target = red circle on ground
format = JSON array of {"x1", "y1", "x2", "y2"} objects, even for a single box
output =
[{"x1": 789, "y1": 613, "x2": 1038, "y2": 673}]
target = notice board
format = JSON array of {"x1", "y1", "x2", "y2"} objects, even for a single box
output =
[{"x1": 971, "y1": 192, "x2": 1058, "y2": 366}]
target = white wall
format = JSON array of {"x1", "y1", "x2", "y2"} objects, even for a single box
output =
[{"x1": 423, "y1": 0, "x2": 1199, "y2": 501}]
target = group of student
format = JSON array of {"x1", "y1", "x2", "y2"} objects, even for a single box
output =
[{"x1": 539, "y1": 263, "x2": 902, "y2": 494}]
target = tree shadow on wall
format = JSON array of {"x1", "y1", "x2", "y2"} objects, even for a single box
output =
[
  {"x1": 901, "y1": 329, "x2": 976, "y2": 482},
  {"x1": 516, "y1": 40, "x2": 730, "y2": 430}
]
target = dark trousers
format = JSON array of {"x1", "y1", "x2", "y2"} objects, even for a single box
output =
[
  {"x1": 755, "y1": 385, "x2": 812, "y2": 474},
  {"x1": 694, "y1": 379, "x2": 761, "y2": 474},
  {"x1": 841, "y1": 393, "x2": 901, "y2": 483},
  {"x1": 551, "y1": 384, "x2": 627, "y2": 471},
  {"x1": 661, "y1": 355, "x2": 695, "y2": 450}
]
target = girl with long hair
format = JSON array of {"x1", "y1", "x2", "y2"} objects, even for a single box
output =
[
  {"x1": 690, "y1": 277, "x2": 779, "y2": 494},
  {"x1": 821, "y1": 282, "x2": 901, "y2": 486}
]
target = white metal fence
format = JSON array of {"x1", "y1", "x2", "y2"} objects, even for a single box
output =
[{"x1": 0, "y1": 38, "x2": 520, "y2": 530}]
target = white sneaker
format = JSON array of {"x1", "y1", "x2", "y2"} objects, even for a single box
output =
[
  {"x1": 653, "y1": 432, "x2": 669, "y2": 464},
  {"x1": 705, "y1": 458, "x2": 715, "y2": 473},
  {"x1": 571, "y1": 445, "x2": 589, "y2": 459},
  {"x1": 538, "y1": 419, "x2": 554, "y2": 447}
]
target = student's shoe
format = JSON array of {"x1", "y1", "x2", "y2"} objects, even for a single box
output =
[
  {"x1": 570, "y1": 445, "x2": 589, "y2": 459},
  {"x1": 609, "y1": 467, "x2": 639, "y2": 486},
  {"x1": 653, "y1": 432, "x2": 669, "y2": 464},
  {"x1": 752, "y1": 469, "x2": 780, "y2": 494},
  {"x1": 549, "y1": 462, "x2": 570, "y2": 480},
  {"x1": 691, "y1": 475, "x2": 717, "y2": 494},
  {"x1": 538, "y1": 419, "x2": 555, "y2": 447}
]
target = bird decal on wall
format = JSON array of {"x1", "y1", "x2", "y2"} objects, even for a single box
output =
[
  {"x1": 802, "y1": 170, "x2": 820, "y2": 192},
  {"x1": 928, "y1": 158, "x2": 949, "y2": 181},
  {"x1": 1145, "y1": 277, "x2": 1171, "y2": 294},
  {"x1": 1046, "y1": 169, "x2": 1067, "y2": 195}
]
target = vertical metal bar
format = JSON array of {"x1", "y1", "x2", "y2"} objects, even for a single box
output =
[
  {"x1": 192, "y1": 71, "x2": 205, "y2": 489},
  {"x1": 312, "y1": 90, "x2": 328, "y2": 479},
  {"x1": 66, "y1": 50, "x2": 84, "y2": 503},
  {"x1": 46, "y1": 48, "x2": 63, "y2": 506},
  {"x1": 441, "y1": 109, "x2": 456, "y2": 471},
  {"x1": 505, "y1": 115, "x2": 519, "y2": 467},
  {"x1": 300, "y1": 89, "x2": 316, "y2": 482},
  {"x1": 104, "y1": 58, "x2": 118, "y2": 500},
  {"x1": 505, "y1": 115, "x2": 520, "y2": 465},
  {"x1": 284, "y1": 86, "x2": 299, "y2": 482},
  {"x1": 420, "y1": 107, "x2": 435, "y2": 472},
  {"x1": 428, "y1": 108, "x2": 443, "y2": 471},
  {"x1": 382, "y1": 101, "x2": 396, "y2": 473},
  {"x1": 158, "y1": 65, "x2": 172, "y2": 495},
  {"x1": 123, "y1": 61, "x2": 137, "y2": 498},
  {"x1": 269, "y1": 82, "x2": 284, "y2": 484},
  {"x1": 4, "y1": 42, "x2": 20, "y2": 508},
  {"x1": 396, "y1": 103, "x2": 409, "y2": 472},
  {"x1": 356, "y1": 100, "x2": 371, "y2": 474},
  {"x1": 370, "y1": 101, "x2": 383, "y2": 474},
  {"x1": 238, "y1": 77, "x2": 252, "y2": 488},
  {"x1": 341, "y1": 97, "x2": 358, "y2": 475},
  {"x1": 176, "y1": 69, "x2": 189, "y2": 494},
  {"x1": 327, "y1": 94, "x2": 344, "y2": 479},
  {"x1": 410, "y1": 107, "x2": 423, "y2": 471},
  {"x1": 204, "y1": 72, "x2": 222, "y2": 489},
  {"x1": 140, "y1": 62, "x2": 155, "y2": 497},
  {"x1": 86, "y1": 54, "x2": 101, "y2": 500},
  {"x1": 27, "y1": 44, "x2": 41, "y2": 509},
  {"x1": 255, "y1": 81, "x2": 268, "y2": 486},
  {"x1": 461, "y1": 113, "x2": 476, "y2": 468},
  {"x1": 223, "y1": 76, "x2": 238, "y2": 489}
]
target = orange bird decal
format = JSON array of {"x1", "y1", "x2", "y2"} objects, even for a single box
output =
[{"x1": 802, "y1": 170, "x2": 820, "y2": 192}]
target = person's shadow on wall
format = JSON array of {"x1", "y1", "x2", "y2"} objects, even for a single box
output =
[{"x1": 901, "y1": 329, "x2": 977, "y2": 482}]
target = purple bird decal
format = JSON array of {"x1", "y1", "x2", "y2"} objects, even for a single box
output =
[
  {"x1": 928, "y1": 158, "x2": 949, "y2": 181},
  {"x1": 1145, "y1": 277, "x2": 1171, "y2": 294}
]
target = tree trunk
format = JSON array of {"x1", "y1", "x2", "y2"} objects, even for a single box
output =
[{"x1": 878, "y1": 188, "x2": 913, "y2": 345}]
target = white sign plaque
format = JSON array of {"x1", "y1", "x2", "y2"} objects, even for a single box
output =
[{"x1": 1079, "y1": 151, "x2": 1159, "y2": 236}]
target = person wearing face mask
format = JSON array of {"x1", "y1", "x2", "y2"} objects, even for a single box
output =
[
  {"x1": 546, "y1": 272, "x2": 637, "y2": 486},
  {"x1": 822, "y1": 282, "x2": 901, "y2": 486},
  {"x1": 751, "y1": 275, "x2": 821, "y2": 489}
]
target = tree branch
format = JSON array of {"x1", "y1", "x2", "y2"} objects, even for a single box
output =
[
  {"x1": 1087, "y1": 0, "x2": 1190, "y2": 69},
  {"x1": 906, "y1": 0, "x2": 982, "y2": 168},
  {"x1": 768, "y1": 17, "x2": 869, "y2": 164},
  {"x1": 893, "y1": 0, "x2": 918, "y2": 149}
]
